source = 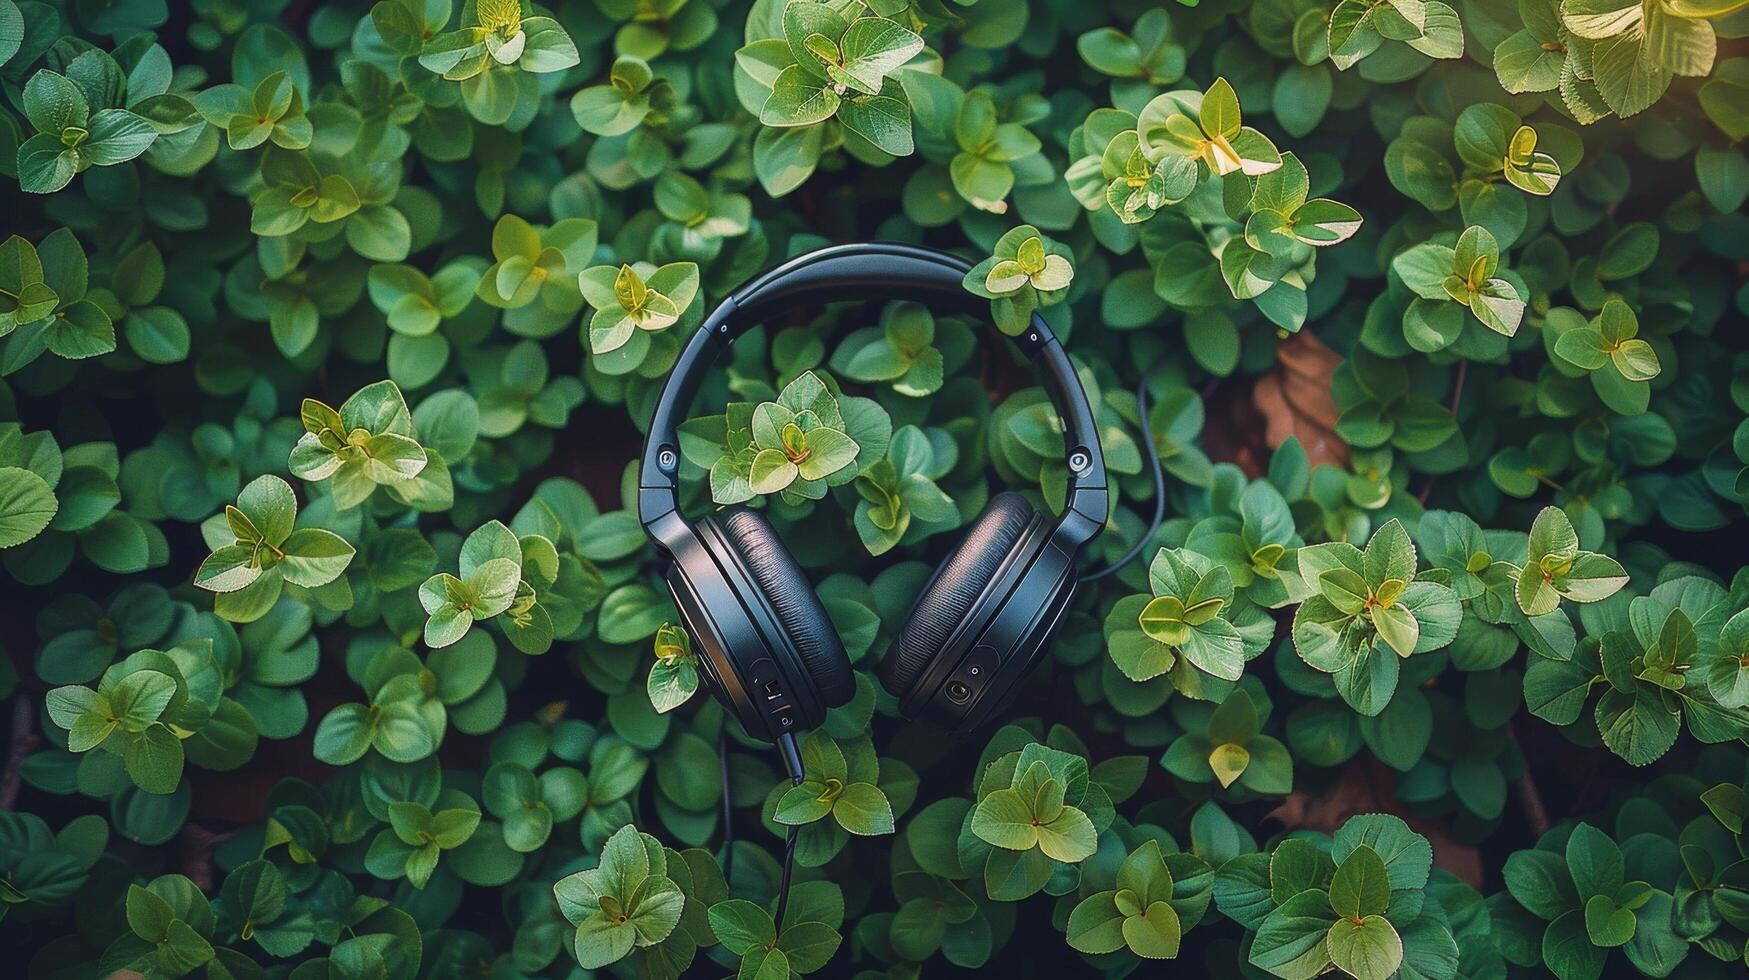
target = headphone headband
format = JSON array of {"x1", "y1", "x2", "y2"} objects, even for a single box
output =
[{"x1": 638, "y1": 243, "x2": 1107, "y2": 529}]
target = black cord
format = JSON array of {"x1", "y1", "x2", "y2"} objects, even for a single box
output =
[
  {"x1": 717, "y1": 728, "x2": 734, "y2": 886},
  {"x1": 774, "y1": 730, "x2": 804, "y2": 931},
  {"x1": 1084, "y1": 373, "x2": 1165, "y2": 582},
  {"x1": 775, "y1": 823, "x2": 800, "y2": 929}
]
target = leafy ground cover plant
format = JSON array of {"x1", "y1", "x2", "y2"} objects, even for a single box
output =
[{"x1": 3, "y1": 0, "x2": 1749, "y2": 977}]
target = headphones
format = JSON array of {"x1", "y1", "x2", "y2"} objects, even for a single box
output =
[{"x1": 637, "y1": 243, "x2": 1108, "y2": 744}]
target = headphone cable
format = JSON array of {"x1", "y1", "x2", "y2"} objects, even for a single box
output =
[
  {"x1": 1083, "y1": 373, "x2": 1165, "y2": 582},
  {"x1": 717, "y1": 729, "x2": 804, "y2": 929},
  {"x1": 717, "y1": 728, "x2": 734, "y2": 885},
  {"x1": 774, "y1": 730, "x2": 804, "y2": 930}
]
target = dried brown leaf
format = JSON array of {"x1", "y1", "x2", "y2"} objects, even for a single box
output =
[{"x1": 1252, "y1": 331, "x2": 1348, "y2": 469}]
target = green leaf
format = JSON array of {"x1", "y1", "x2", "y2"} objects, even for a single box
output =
[
  {"x1": 834, "y1": 18, "x2": 923, "y2": 94},
  {"x1": 82, "y1": 109, "x2": 155, "y2": 165},
  {"x1": 1559, "y1": 553, "x2": 1628, "y2": 603},
  {"x1": 1269, "y1": 838, "x2": 1332, "y2": 905},
  {"x1": 984, "y1": 844, "x2": 1054, "y2": 901},
  {"x1": 1200, "y1": 78, "x2": 1242, "y2": 140},
  {"x1": 795, "y1": 426, "x2": 859, "y2": 481},
  {"x1": 710, "y1": 899, "x2": 776, "y2": 955},
  {"x1": 1496, "y1": 30, "x2": 1565, "y2": 93},
  {"x1": 1555, "y1": 327, "x2": 1611, "y2": 371},
  {"x1": 311, "y1": 703, "x2": 375, "y2": 765},
  {"x1": 1036, "y1": 804, "x2": 1097, "y2": 863},
  {"x1": 16, "y1": 134, "x2": 75, "y2": 193},
  {"x1": 0, "y1": 2, "x2": 18, "y2": 68},
  {"x1": 277, "y1": 528, "x2": 355, "y2": 588},
  {"x1": 1595, "y1": 685, "x2": 1679, "y2": 766},
  {"x1": 1609, "y1": 339, "x2": 1659, "y2": 382},
  {"x1": 23, "y1": 69, "x2": 88, "y2": 135},
  {"x1": 738, "y1": 945, "x2": 789, "y2": 980},
  {"x1": 1180, "y1": 619, "x2": 1246, "y2": 681},
  {"x1": 838, "y1": 94, "x2": 914, "y2": 156},
  {"x1": 0, "y1": 466, "x2": 57, "y2": 548},
  {"x1": 1597, "y1": 223, "x2": 1659, "y2": 281},
  {"x1": 48, "y1": 686, "x2": 114, "y2": 751},
  {"x1": 1291, "y1": 199, "x2": 1364, "y2": 246},
  {"x1": 1504, "y1": 847, "x2": 1579, "y2": 920},
  {"x1": 1326, "y1": 914, "x2": 1403, "y2": 980},
  {"x1": 573, "y1": 913, "x2": 636, "y2": 968},
  {"x1": 833, "y1": 782, "x2": 894, "y2": 836},
  {"x1": 42, "y1": 300, "x2": 115, "y2": 359},
  {"x1": 110, "y1": 670, "x2": 176, "y2": 729},
  {"x1": 777, "y1": 914, "x2": 836, "y2": 964},
  {"x1": 1332, "y1": 813, "x2": 1433, "y2": 892},
  {"x1": 775, "y1": 781, "x2": 835, "y2": 826},
  {"x1": 517, "y1": 17, "x2": 579, "y2": 73},
  {"x1": 1330, "y1": 845, "x2": 1392, "y2": 920},
  {"x1": 1251, "y1": 888, "x2": 1338, "y2": 977},
  {"x1": 1543, "y1": 907, "x2": 1607, "y2": 980},
  {"x1": 761, "y1": 65, "x2": 839, "y2": 127},
  {"x1": 123, "y1": 724, "x2": 184, "y2": 794},
  {"x1": 749, "y1": 448, "x2": 798, "y2": 495},
  {"x1": 1123, "y1": 901, "x2": 1182, "y2": 958},
  {"x1": 1527, "y1": 507, "x2": 1578, "y2": 564},
  {"x1": 1207, "y1": 742, "x2": 1250, "y2": 788},
  {"x1": 971, "y1": 787, "x2": 1038, "y2": 852},
  {"x1": 646, "y1": 657, "x2": 698, "y2": 715},
  {"x1": 1066, "y1": 892, "x2": 1127, "y2": 954},
  {"x1": 1583, "y1": 894, "x2": 1636, "y2": 947},
  {"x1": 1371, "y1": 603, "x2": 1419, "y2": 659}
]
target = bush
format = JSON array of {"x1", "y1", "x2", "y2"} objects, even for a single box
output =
[{"x1": 2, "y1": 0, "x2": 1748, "y2": 977}]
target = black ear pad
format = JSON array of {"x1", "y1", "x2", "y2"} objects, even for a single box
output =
[
  {"x1": 881, "y1": 492, "x2": 1037, "y2": 697},
  {"x1": 716, "y1": 508, "x2": 855, "y2": 707}
]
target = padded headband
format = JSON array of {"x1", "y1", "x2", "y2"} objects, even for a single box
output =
[{"x1": 638, "y1": 243, "x2": 1107, "y2": 526}]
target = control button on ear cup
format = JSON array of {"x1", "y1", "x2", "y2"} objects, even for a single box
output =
[
  {"x1": 942, "y1": 644, "x2": 999, "y2": 705},
  {"x1": 880, "y1": 491, "x2": 1037, "y2": 698},
  {"x1": 716, "y1": 509, "x2": 855, "y2": 708}
]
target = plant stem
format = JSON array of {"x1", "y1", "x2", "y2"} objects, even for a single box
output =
[
  {"x1": 1417, "y1": 361, "x2": 1470, "y2": 506},
  {"x1": 0, "y1": 696, "x2": 39, "y2": 811},
  {"x1": 1507, "y1": 720, "x2": 1551, "y2": 838}
]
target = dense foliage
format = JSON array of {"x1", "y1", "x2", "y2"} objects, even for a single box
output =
[{"x1": 2, "y1": 0, "x2": 1749, "y2": 977}]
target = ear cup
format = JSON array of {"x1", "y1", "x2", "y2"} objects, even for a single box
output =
[
  {"x1": 880, "y1": 492, "x2": 1037, "y2": 697},
  {"x1": 715, "y1": 508, "x2": 855, "y2": 707}
]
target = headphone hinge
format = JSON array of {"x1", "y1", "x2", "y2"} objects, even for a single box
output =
[
  {"x1": 1062, "y1": 485, "x2": 1108, "y2": 544},
  {"x1": 639, "y1": 499, "x2": 686, "y2": 550}
]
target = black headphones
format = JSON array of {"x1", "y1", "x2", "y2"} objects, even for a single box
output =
[{"x1": 637, "y1": 243, "x2": 1108, "y2": 744}]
